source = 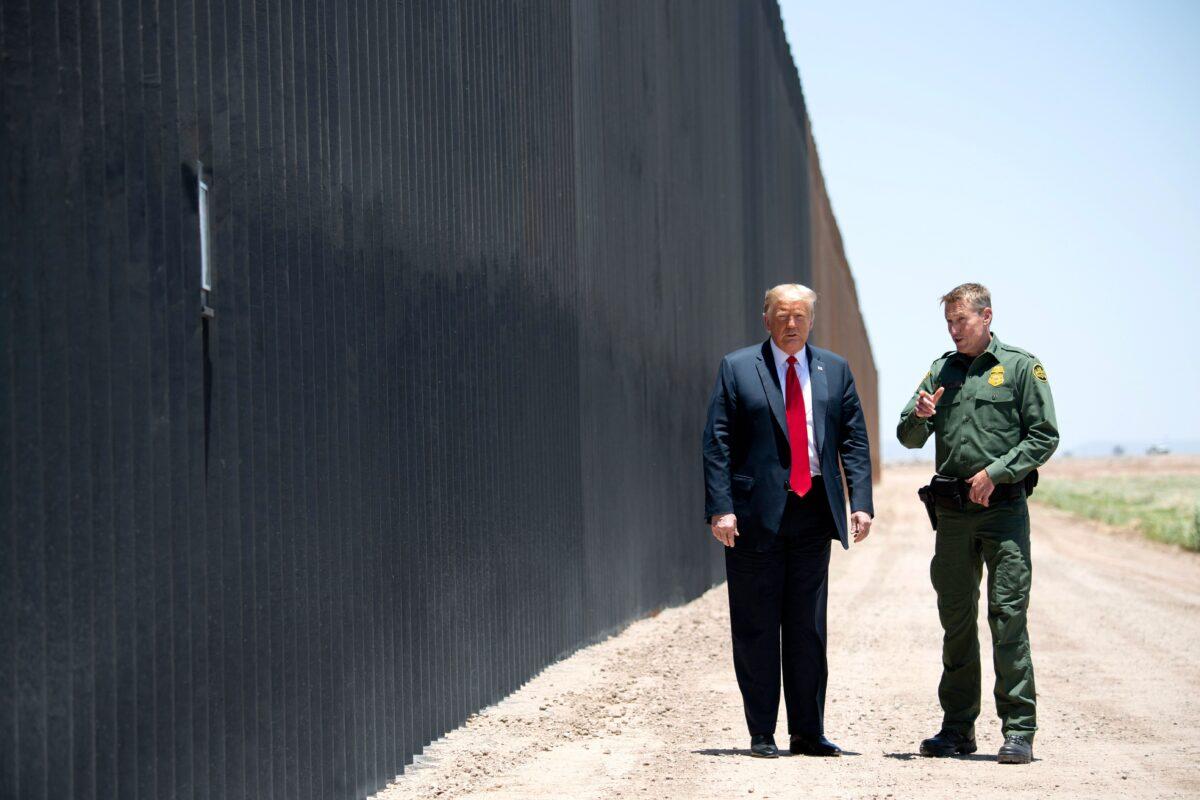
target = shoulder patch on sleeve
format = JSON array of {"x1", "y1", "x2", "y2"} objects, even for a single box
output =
[{"x1": 1033, "y1": 364, "x2": 1048, "y2": 382}]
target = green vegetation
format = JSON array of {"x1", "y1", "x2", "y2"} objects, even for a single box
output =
[{"x1": 1033, "y1": 474, "x2": 1200, "y2": 551}]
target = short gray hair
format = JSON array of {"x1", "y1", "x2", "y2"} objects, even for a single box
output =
[
  {"x1": 763, "y1": 283, "x2": 818, "y2": 314},
  {"x1": 941, "y1": 282, "x2": 991, "y2": 313}
]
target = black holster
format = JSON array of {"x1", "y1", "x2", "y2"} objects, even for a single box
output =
[
  {"x1": 1023, "y1": 469, "x2": 1039, "y2": 498},
  {"x1": 917, "y1": 484, "x2": 938, "y2": 530},
  {"x1": 917, "y1": 474, "x2": 964, "y2": 530}
]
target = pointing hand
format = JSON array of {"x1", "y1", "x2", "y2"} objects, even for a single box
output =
[{"x1": 915, "y1": 386, "x2": 944, "y2": 419}]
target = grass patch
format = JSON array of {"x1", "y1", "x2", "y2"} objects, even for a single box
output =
[{"x1": 1033, "y1": 474, "x2": 1200, "y2": 551}]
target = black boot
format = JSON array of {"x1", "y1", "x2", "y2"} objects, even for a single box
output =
[
  {"x1": 997, "y1": 734, "x2": 1033, "y2": 764},
  {"x1": 919, "y1": 729, "x2": 977, "y2": 757}
]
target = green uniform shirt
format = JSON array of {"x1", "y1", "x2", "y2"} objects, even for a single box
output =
[{"x1": 897, "y1": 333, "x2": 1059, "y2": 483}]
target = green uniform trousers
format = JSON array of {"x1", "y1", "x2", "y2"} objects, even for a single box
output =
[{"x1": 931, "y1": 498, "x2": 1036, "y2": 741}]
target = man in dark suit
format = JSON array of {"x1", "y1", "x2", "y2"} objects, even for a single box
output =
[{"x1": 703, "y1": 283, "x2": 874, "y2": 759}]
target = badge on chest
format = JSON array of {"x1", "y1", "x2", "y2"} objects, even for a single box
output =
[{"x1": 988, "y1": 364, "x2": 1005, "y2": 387}]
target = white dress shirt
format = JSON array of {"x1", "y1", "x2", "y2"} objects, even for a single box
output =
[{"x1": 769, "y1": 340, "x2": 821, "y2": 477}]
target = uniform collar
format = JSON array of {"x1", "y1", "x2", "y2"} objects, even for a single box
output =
[
  {"x1": 985, "y1": 332, "x2": 1003, "y2": 358},
  {"x1": 953, "y1": 333, "x2": 1002, "y2": 366}
]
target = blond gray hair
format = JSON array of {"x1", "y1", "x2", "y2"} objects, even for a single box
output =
[
  {"x1": 763, "y1": 283, "x2": 818, "y2": 314},
  {"x1": 941, "y1": 282, "x2": 991, "y2": 312}
]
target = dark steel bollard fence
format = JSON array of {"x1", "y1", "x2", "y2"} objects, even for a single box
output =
[{"x1": 0, "y1": 1, "x2": 875, "y2": 797}]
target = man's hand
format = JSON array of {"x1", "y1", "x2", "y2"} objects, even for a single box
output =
[
  {"x1": 710, "y1": 513, "x2": 739, "y2": 547},
  {"x1": 966, "y1": 469, "x2": 995, "y2": 507},
  {"x1": 914, "y1": 386, "x2": 944, "y2": 418},
  {"x1": 850, "y1": 511, "x2": 873, "y2": 543}
]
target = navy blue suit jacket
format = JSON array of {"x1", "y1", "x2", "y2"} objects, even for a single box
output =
[{"x1": 702, "y1": 340, "x2": 874, "y2": 550}]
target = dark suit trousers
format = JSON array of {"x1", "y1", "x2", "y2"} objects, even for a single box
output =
[{"x1": 724, "y1": 480, "x2": 834, "y2": 737}]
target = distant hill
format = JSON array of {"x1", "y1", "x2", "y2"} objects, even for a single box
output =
[
  {"x1": 881, "y1": 439, "x2": 934, "y2": 464},
  {"x1": 882, "y1": 438, "x2": 1200, "y2": 464},
  {"x1": 1063, "y1": 440, "x2": 1200, "y2": 458}
]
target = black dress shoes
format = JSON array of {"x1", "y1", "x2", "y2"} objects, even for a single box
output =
[
  {"x1": 919, "y1": 729, "x2": 977, "y2": 757},
  {"x1": 750, "y1": 734, "x2": 779, "y2": 758},
  {"x1": 997, "y1": 734, "x2": 1033, "y2": 764},
  {"x1": 789, "y1": 734, "x2": 842, "y2": 757}
]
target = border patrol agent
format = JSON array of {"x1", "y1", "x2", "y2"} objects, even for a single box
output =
[{"x1": 897, "y1": 283, "x2": 1058, "y2": 765}]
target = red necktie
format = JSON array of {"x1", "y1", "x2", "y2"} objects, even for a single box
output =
[{"x1": 785, "y1": 355, "x2": 812, "y2": 496}]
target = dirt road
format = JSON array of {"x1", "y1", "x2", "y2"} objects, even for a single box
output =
[{"x1": 375, "y1": 463, "x2": 1200, "y2": 800}]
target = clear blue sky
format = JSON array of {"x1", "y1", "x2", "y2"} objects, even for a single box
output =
[{"x1": 777, "y1": 1, "x2": 1200, "y2": 459}]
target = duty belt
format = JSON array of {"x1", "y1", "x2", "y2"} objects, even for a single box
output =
[
  {"x1": 925, "y1": 474, "x2": 1027, "y2": 510},
  {"x1": 916, "y1": 470, "x2": 1041, "y2": 531}
]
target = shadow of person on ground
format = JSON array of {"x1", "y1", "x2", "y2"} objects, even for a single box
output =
[
  {"x1": 692, "y1": 748, "x2": 861, "y2": 757},
  {"x1": 885, "y1": 752, "x2": 1002, "y2": 762}
]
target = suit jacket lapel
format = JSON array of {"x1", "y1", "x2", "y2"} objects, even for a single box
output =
[
  {"x1": 755, "y1": 340, "x2": 788, "y2": 438},
  {"x1": 808, "y1": 347, "x2": 828, "y2": 459}
]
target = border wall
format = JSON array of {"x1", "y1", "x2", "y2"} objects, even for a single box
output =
[
  {"x1": 807, "y1": 120, "x2": 882, "y2": 479},
  {"x1": 0, "y1": 1, "x2": 877, "y2": 798}
]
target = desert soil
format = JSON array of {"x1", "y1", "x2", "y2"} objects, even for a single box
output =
[{"x1": 375, "y1": 460, "x2": 1200, "y2": 800}]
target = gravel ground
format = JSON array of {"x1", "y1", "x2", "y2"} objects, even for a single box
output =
[{"x1": 374, "y1": 462, "x2": 1200, "y2": 800}]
